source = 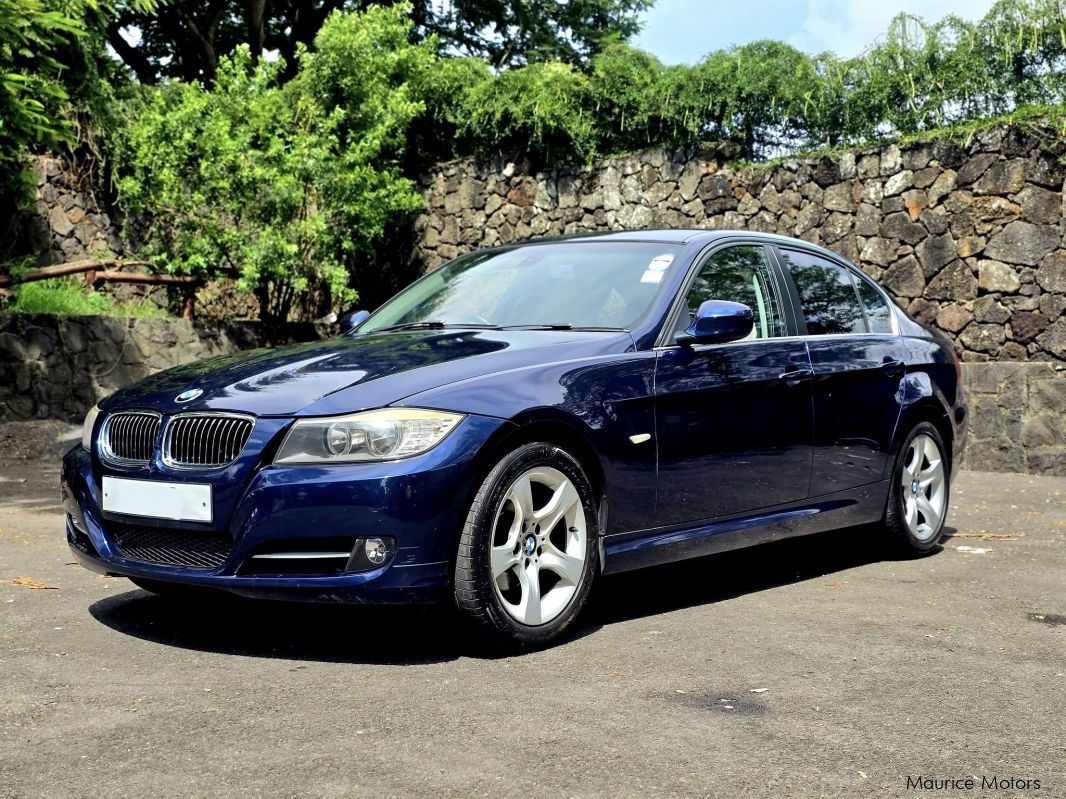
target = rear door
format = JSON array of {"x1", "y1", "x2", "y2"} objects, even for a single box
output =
[
  {"x1": 653, "y1": 243, "x2": 814, "y2": 526},
  {"x1": 773, "y1": 247, "x2": 906, "y2": 495}
]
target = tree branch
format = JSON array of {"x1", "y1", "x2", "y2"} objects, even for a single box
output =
[{"x1": 105, "y1": 22, "x2": 158, "y2": 85}]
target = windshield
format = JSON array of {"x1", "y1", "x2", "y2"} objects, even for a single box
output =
[{"x1": 360, "y1": 241, "x2": 683, "y2": 333}]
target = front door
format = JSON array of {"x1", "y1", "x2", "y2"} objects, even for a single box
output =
[{"x1": 654, "y1": 244, "x2": 814, "y2": 526}]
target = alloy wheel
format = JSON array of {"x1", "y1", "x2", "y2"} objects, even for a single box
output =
[
  {"x1": 489, "y1": 466, "x2": 588, "y2": 626},
  {"x1": 900, "y1": 433, "x2": 947, "y2": 541}
]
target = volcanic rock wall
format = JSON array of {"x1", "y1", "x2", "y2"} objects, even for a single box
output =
[{"x1": 413, "y1": 123, "x2": 1066, "y2": 363}]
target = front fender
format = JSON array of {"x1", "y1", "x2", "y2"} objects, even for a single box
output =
[{"x1": 396, "y1": 351, "x2": 660, "y2": 534}]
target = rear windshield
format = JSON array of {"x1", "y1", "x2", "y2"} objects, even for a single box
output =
[{"x1": 361, "y1": 242, "x2": 683, "y2": 332}]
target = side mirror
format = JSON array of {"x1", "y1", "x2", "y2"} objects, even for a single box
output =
[
  {"x1": 677, "y1": 300, "x2": 754, "y2": 345},
  {"x1": 339, "y1": 309, "x2": 370, "y2": 333}
]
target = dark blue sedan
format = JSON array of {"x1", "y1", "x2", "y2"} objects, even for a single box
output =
[{"x1": 63, "y1": 231, "x2": 967, "y2": 645}]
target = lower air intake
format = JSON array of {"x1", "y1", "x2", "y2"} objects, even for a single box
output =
[{"x1": 109, "y1": 522, "x2": 232, "y2": 570}]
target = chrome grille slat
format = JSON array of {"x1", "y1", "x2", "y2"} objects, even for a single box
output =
[
  {"x1": 225, "y1": 420, "x2": 239, "y2": 462},
  {"x1": 163, "y1": 413, "x2": 253, "y2": 469},
  {"x1": 208, "y1": 418, "x2": 222, "y2": 464},
  {"x1": 101, "y1": 411, "x2": 161, "y2": 466},
  {"x1": 142, "y1": 416, "x2": 152, "y2": 460}
]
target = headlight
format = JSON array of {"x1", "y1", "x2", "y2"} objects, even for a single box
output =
[
  {"x1": 81, "y1": 404, "x2": 101, "y2": 450},
  {"x1": 274, "y1": 408, "x2": 463, "y2": 464}
]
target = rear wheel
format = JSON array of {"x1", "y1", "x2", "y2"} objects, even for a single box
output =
[
  {"x1": 454, "y1": 442, "x2": 599, "y2": 646},
  {"x1": 884, "y1": 422, "x2": 949, "y2": 555}
]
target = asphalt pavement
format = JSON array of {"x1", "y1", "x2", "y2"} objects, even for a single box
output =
[{"x1": 1, "y1": 422, "x2": 1063, "y2": 798}]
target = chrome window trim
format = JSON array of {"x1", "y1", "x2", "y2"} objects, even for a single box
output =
[
  {"x1": 653, "y1": 330, "x2": 904, "y2": 352},
  {"x1": 655, "y1": 235, "x2": 903, "y2": 349},
  {"x1": 98, "y1": 410, "x2": 162, "y2": 468},
  {"x1": 161, "y1": 411, "x2": 256, "y2": 471}
]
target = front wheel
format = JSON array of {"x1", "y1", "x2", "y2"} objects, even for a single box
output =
[
  {"x1": 883, "y1": 422, "x2": 950, "y2": 555},
  {"x1": 454, "y1": 442, "x2": 599, "y2": 646}
]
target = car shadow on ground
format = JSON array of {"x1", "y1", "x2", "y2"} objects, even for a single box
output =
[{"x1": 89, "y1": 524, "x2": 949, "y2": 665}]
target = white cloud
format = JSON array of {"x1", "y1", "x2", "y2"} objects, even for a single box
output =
[{"x1": 788, "y1": 0, "x2": 999, "y2": 57}]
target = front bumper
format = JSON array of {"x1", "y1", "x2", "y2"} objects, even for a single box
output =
[{"x1": 61, "y1": 414, "x2": 510, "y2": 603}]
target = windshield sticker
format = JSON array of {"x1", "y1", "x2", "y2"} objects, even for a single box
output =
[
  {"x1": 647, "y1": 253, "x2": 675, "y2": 272},
  {"x1": 640, "y1": 269, "x2": 665, "y2": 284}
]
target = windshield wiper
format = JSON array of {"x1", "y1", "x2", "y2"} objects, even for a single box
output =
[
  {"x1": 376, "y1": 321, "x2": 624, "y2": 333},
  {"x1": 500, "y1": 324, "x2": 624, "y2": 331},
  {"x1": 376, "y1": 321, "x2": 502, "y2": 332}
]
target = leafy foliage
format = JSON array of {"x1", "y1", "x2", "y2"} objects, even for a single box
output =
[
  {"x1": 420, "y1": 0, "x2": 1066, "y2": 163},
  {"x1": 103, "y1": 0, "x2": 652, "y2": 85},
  {"x1": 415, "y1": 0, "x2": 652, "y2": 67},
  {"x1": 114, "y1": 5, "x2": 432, "y2": 322},
  {"x1": 5, "y1": 276, "x2": 166, "y2": 316},
  {"x1": 0, "y1": 0, "x2": 88, "y2": 206}
]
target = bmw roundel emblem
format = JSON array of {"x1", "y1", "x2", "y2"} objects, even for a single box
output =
[{"x1": 175, "y1": 388, "x2": 203, "y2": 403}]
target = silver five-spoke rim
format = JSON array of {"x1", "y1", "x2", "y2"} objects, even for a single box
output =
[
  {"x1": 901, "y1": 433, "x2": 946, "y2": 542},
  {"x1": 490, "y1": 466, "x2": 588, "y2": 626}
]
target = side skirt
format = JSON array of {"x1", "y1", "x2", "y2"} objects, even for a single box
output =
[{"x1": 601, "y1": 480, "x2": 890, "y2": 575}]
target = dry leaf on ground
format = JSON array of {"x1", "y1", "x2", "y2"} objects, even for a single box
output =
[
  {"x1": 949, "y1": 532, "x2": 1023, "y2": 541},
  {"x1": 8, "y1": 576, "x2": 59, "y2": 589}
]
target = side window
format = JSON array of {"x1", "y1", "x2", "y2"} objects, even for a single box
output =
[
  {"x1": 675, "y1": 245, "x2": 784, "y2": 340},
  {"x1": 855, "y1": 276, "x2": 894, "y2": 334},
  {"x1": 780, "y1": 249, "x2": 867, "y2": 335}
]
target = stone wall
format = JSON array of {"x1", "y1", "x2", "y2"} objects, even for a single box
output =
[
  {"x1": 26, "y1": 156, "x2": 126, "y2": 265},
  {"x1": 413, "y1": 122, "x2": 1066, "y2": 362},
  {"x1": 960, "y1": 362, "x2": 1065, "y2": 475},
  {"x1": 0, "y1": 313, "x2": 334, "y2": 422},
  {"x1": 19, "y1": 157, "x2": 261, "y2": 320}
]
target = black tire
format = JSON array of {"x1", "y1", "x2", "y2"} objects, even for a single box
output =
[
  {"x1": 454, "y1": 442, "x2": 600, "y2": 647},
  {"x1": 884, "y1": 421, "x2": 950, "y2": 556}
]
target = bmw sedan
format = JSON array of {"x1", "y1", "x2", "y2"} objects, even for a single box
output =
[{"x1": 63, "y1": 230, "x2": 967, "y2": 645}]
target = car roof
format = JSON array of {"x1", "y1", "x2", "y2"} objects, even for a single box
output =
[
  {"x1": 465, "y1": 230, "x2": 863, "y2": 275},
  {"x1": 512, "y1": 229, "x2": 842, "y2": 254}
]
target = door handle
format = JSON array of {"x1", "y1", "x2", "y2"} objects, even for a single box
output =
[
  {"x1": 881, "y1": 358, "x2": 905, "y2": 378},
  {"x1": 778, "y1": 367, "x2": 814, "y2": 386}
]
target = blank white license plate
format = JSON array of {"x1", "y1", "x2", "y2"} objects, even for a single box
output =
[{"x1": 102, "y1": 476, "x2": 213, "y2": 523}]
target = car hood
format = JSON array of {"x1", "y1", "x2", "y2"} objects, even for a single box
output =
[{"x1": 101, "y1": 329, "x2": 634, "y2": 417}]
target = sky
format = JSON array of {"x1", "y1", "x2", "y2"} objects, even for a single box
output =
[{"x1": 633, "y1": 0, "x2": 999, "y2": 64}]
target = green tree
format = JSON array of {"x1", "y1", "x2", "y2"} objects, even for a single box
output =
[
  {"x1": 417, "y1": 0, "x2": 653, "y2": 67},
  {"x1": 453, "y1": 59, "x2": 597, "y2": 164},
  {"x1": 1, "y1": 0, "x2": 155, "y2": 265},
  {"x1": 1, "y1": 0, "x2": 87, "y2": 209},
  {"x1": 114, "y1": 5, "x2": 432, "y2": 322},
  {"x1": 103, "y1": 0, "x2": 652, "y2": 85},
  {"x1": 587, "y1": 44, "x2": 671, "y2": 152}
]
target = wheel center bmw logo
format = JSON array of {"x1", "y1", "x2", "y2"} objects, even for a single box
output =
[
  {"x1": 176, "y1": 388, "x2": 203, "y2": 403},
  {"x1": 523, "y1": 534, "x2": 537, "y2": 555}
]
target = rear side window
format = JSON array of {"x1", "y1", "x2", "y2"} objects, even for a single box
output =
[
  {"x1": 855, "y1": 277, "x2": 894, "y2": 334},
  {"x1": 779, "y1": 249, "x2": 867, "y2": 335}
]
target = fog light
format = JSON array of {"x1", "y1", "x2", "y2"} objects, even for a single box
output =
[
  {"x1": 345, "y1": 536, "x2": 395, "y2": 572},
  {"x1": 365, "y1": 537, "x2": 389, "y2": 565}
]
